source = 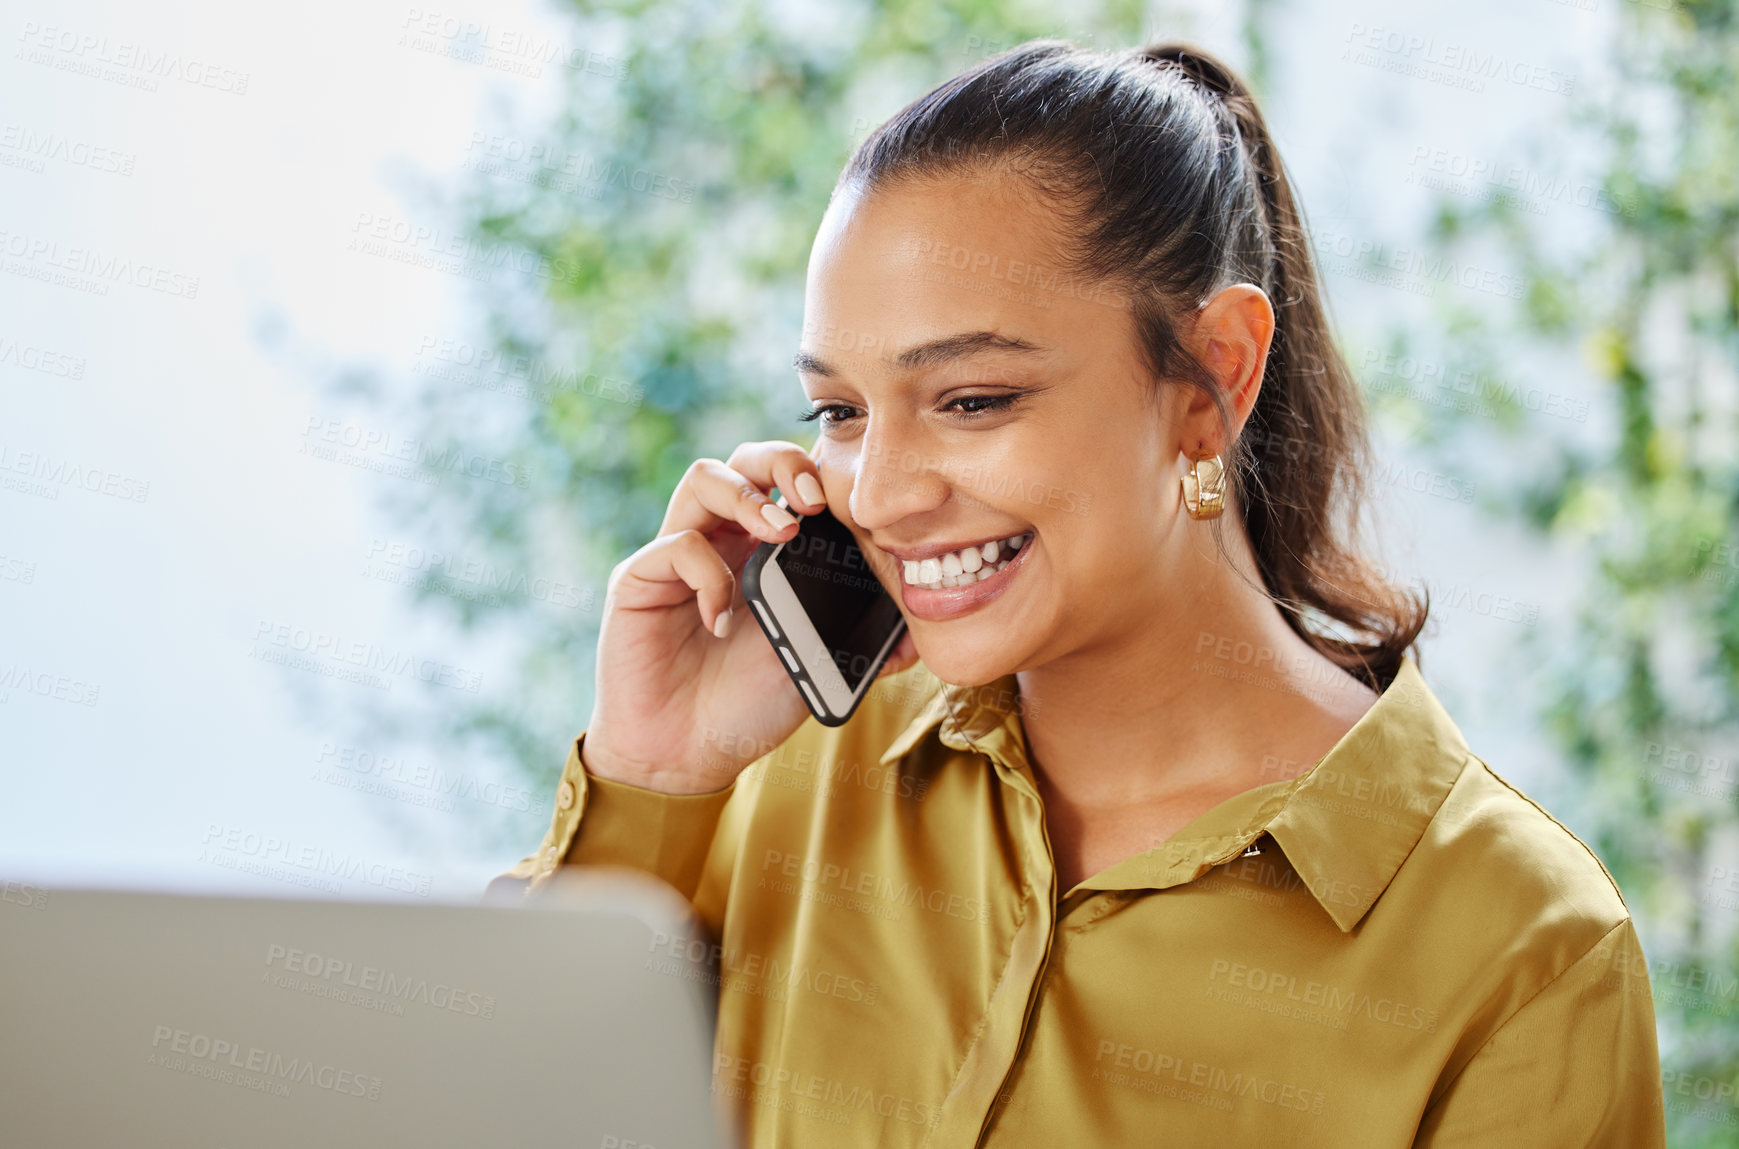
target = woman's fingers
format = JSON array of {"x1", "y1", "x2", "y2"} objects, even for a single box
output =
[
  {"x1": 612, "y1": 529, "x2": 739, "y2": 635},
  {"x1": 659, "y1": 441, "x2": 827, "y2": 543},
  {"x1": 749, "y1": 441, "x2": 828, "y2": 516},
  {"x1": 627, "y1": 440, "x2": 830, "y2": 638},
  {"x1": 728, "y1": 439, "x2": 829, "y2": 519},
  {"x1": 660, "y1": 457, "x2": 795, "y2": 545}
]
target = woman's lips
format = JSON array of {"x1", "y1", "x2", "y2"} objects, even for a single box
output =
[{"x1": 896, "y1": 533, "x2": 1034, "y2": 622}]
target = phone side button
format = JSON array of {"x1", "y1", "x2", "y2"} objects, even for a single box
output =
[
  {"x1": 778, "y1": 645, "x2": 801, "y2": 673},
  {"x1": 797, "y1": 678, "x2": 828, "y2": 718},
  {"x1": 751, "y1": 599, "x2": 781, "y2": 638}
]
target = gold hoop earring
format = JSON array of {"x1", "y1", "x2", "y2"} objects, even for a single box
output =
[{"x1": 1181, "y1": 453, "x2": 1226, "y2": 520}]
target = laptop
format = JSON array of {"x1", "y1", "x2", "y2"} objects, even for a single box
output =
[{"x1": 0, "y1": 869, "x2": 736, "y2": 1148}]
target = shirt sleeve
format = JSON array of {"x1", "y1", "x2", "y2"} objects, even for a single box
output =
[
  {"x1": 485, "y1": 731, "x2": 738, "y2": 925},
  {"x1": 1412, "y1": 916, "x2": 1665, "y2": 1147}
]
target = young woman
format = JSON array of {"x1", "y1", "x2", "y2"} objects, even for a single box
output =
[{"x1": 495, "y1": 40, "x2": 1664, "y2": 1147}]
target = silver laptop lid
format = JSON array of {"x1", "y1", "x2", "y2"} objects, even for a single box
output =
[{"x1": 0, "y1": 870, "x2": 736, "y2": 1148}]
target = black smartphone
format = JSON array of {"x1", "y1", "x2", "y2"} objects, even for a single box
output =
[{"x1": 740, "y1": 499, "x2": 908, "y2": 727}]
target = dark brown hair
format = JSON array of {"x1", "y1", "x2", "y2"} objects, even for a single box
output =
[{"x1": 838, "y1": 39, "x2": 1426, "y2": 692}]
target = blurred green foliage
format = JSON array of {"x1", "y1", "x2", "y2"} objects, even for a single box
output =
[{"x1": 1391, "y1": 0, "x2": 1739, "y2": 1143}]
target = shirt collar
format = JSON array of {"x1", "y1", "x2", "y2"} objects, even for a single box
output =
[
  {"x1": 877, "y1": 656, "x2": 1470, "y2": 932},
  {"x1": 1262, "y1": 658, "x2": 1470, "y2": 931},
  {"x1": 878, "y1": 669, "x2": 1037, "y2": 798}
]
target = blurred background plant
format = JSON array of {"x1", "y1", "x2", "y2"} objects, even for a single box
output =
[
  {"x1": 387, "y1": 0, "x2": 1735, "y2": 1138},
  {"x1": 1375, "y1": 0, "x2": 1739, "y2": 1141}
]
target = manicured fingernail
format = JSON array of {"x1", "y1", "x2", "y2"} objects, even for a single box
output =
[
  {"x1": 794, "y1": 472, "x2": 825, "y2": 507},
  {"x1": 761, "y1": 503, "x2": 797, "y2": 531},
  {"x1": 713, "y1": 607, "x2": 734, "y2": 638}
]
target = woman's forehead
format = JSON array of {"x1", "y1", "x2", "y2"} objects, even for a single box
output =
[
  {"x1": 800, "y1": 178, "x2": 1124, "y2": 374},
  {"x1": 812, "y1": 176, "x2": 1075, "y2": 280}
]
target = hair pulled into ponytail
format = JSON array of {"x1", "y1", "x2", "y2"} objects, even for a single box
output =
[{"x1": 841, "y1": 38, "x2": 1427, "y2": 692}]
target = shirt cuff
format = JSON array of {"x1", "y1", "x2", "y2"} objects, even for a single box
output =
[{"x1": 527, "y1": 732, "x2": 737, "y2": 900}]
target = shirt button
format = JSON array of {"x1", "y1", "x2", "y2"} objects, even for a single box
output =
[
  {"x1": 542, "y1": 846, "x2": 560, "y2": 872},
  {"x1": 557, "y1": 780, "x2": 576, "y2": 810}
]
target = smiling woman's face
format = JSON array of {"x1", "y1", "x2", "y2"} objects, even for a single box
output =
[{"x1": 797, "y1": 172, "x2": 1203, "y2": 687}]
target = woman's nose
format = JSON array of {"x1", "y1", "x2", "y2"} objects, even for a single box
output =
[{"x1": 845, "y1": 430, "x2": 949, "y2": 534}]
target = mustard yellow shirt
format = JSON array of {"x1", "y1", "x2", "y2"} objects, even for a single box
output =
[{"x1": 492, "y1": 656, "x2": 1665, "y2": 1146}]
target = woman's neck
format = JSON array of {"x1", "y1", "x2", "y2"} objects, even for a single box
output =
[{"x1": 1014, "y1": 524, "x2": 1379, "y2": 812}]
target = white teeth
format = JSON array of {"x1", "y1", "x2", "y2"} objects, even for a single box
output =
[{"x1": 903, "y1": 532, "x2": 1032, "y2": 590}]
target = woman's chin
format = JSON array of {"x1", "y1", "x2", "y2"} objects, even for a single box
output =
[{"x1": 907, "y1": 644, "x2": 1020, "y2": 695}]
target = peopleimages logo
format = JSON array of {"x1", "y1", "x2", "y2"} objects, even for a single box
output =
[
  {"x1": 315, "y1": 741, "x2": 543, "y2": 814},
  {"x1": 1341, "y1": 23, "x2": 1575, "y2": 98},
  {"x1": 0, "y1": 334, "x2": 87, "y2": 378},
  {"x1": 0, "y1": 227, "x2": 199, "y2": 299},
  {"x1": 0, "y1": 443, "x2": 150, "y2": 502},
  {"x1": 0, "y1": 124, "x2": 136, "y2": 176},
  {"x1": 364, "y1": 537, "x2": 593, "y2": 611},
  {"x1": 249, "y1": 618, "x2": 484, "y2": 694},
  {"x1": 16, "y1": 22, "x2": 252, "y2": 95},
  {"x1": 264, "y1": 943, "x2": 497, "y2": 1019},
  {"x1": 462, "y1": 133, "x2": 693, "y2": 203},
  {"x1": 199, "y1": 823, "x2": 435, "y2": 897},
  {"x1": 0, "y1": 661, "x2": 100, "y2": 706},
  {"x1": 2, "y1": 880, "x2": 48, "y2": 911},
  {"x1": 148, "y1": 1024, "x2": 382, "y2": 1100},
  {"x1": 1308, "y1": 226, "x2": 1524, "y2": 302},
  {"x1": 300, "y1": 416, "x2": 531, "y2": 489}
]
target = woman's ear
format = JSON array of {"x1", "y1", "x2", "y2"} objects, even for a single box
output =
[{"x1": 1189, "y1": 283, "x2": 1274, "y2": 436}]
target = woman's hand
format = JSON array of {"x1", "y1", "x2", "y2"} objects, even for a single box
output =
[{"x1": 581, "y1": 440, "x2": 919, "y2": 794}]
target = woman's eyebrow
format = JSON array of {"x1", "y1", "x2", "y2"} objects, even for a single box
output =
[
  {"x1": 792, "y1": 350, "x2": 836, "y2": 378},
  {"x1": 793, "y1": 331, "x2": 1045, "y2": 378}
]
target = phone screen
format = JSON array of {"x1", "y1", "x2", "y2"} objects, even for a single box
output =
[{"x1": 774, "y1": 506, "x2": 905, "y2": 691}]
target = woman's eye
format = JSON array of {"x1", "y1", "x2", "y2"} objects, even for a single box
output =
[
  {"x1": 945, "y1": 393, "x2": 1020, "y2": 417},
  {"x1": 796, "y1": 404, "x2": 858, "y2": 426},
  {"x1": 796, "y1": 393, "x2": 1021, "y2": 427}
]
